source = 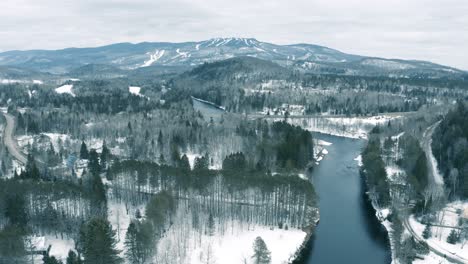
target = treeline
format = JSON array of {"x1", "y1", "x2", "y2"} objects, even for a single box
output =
[
  {"x1": 432, "y1": 102, "x2": 468, "y2": 199},
  {"x1": 0, "y1": 79, "x2": 162, "y2": 115},
  {"x1": 361, "y1": 135, "x2": 390, "y2": 207},
  {"x1": 395, "y1": 135, "x2": 428, "y2": 196}
]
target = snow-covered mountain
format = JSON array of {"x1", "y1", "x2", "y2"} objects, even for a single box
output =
[{"x1": 0, "y1": 37, "x2": 465, "y2": 79}]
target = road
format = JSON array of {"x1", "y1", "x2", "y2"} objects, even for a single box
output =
[
  {"x1": 2, "y1": 112, "x2": 28, "y2": 164},
  {"x1": 421, "y1": 120, "x2": 444, "y2": 198}
]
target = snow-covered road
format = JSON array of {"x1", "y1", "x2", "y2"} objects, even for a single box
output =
[
  {"x1": 421, "y1": 120, "x2": 445, "y2": 198},
  {"x1": 2, "y1": 112, "x2": 28, "y2": 164}
]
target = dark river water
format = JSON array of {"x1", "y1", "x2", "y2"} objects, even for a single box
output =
[{"x1": 297, "y1": 133, "x2": 391, "y2": 264}]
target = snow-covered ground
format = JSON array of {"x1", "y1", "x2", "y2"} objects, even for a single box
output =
[
  {"x1": 284, "y1": 115, "x2": 402, "y2": 139},
  {"x1": 409, "y1": 201, "x2": 468, "y2": 261},
  {"x1": 129, "y1": 86, "x2": 141, "y2": 96},
  {"x1": 313, "y1": 139, "x2": 331, "y2": 164},
  {"x1": 188, "y1": 224, "x2": 306, "y2": 264},
  {"x1": 142, "y1": 50, "x2": 165, "y2": 67},
  {"x1": 107, "y1": 198, "x2": 146, "y2": 259},
  {"x1": 184, "y1": 152, "x2": 202, "y2": 169},
  {"x1": 30, "y1": 234, "x2": 75, "y2": 262},
  {"x1": 42, "y1": 133, "x2": 69, "y2": 152},
  {"x1": 55, "y1": 84, "x2": 75, "y2": 97},
  {"x1": 354, "y1": 155, "x2": 363, "y2": 167},
  {"x1": 1, "y1": 79, "x2": 43, "y2": 85},
  {"x1": 413, "y1": 251, "x2": 451, "y2": 264},
  {"x1": 129, "y1": 86, "x2": 149, "y2": 99}
]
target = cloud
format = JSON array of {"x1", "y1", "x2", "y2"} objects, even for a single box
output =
[{"x1": 0, "y1": 0, "x2": 467, "y2": 69}]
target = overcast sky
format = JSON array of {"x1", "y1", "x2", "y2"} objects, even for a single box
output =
[{"x1": 1, "y1": 0, "x2": 467, "y2": 69}]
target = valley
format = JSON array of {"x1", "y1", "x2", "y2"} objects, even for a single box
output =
[{"x1": 0, "y1": 37, "x2": 467, "y2": 264}]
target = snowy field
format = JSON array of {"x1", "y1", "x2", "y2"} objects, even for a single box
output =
[
  {"x1": 284, "y1": 115, "x2": 402, "y2": 139},
  {"x1": 105, "y1": 197, "x2": 309, "y2": 264},
  {"x1": 409, "y1": 201, "x2": 468, "y2": 261},
  {"x1": 413, "y1": 251, "x2": 452, "y2": 264},
  {"x1": 188, "y1": 224, "x2": 306, "y2": 264},
  {"x1": 55, "y1": 84, "x2": 75, "y2": 97}
]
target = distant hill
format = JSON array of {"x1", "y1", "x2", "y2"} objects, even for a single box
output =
[{"x1": 0, "y1": 37, "x2": 465, "y2": 79}]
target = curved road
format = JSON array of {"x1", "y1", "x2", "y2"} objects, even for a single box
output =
[
  {"x1": 421, "y1": 120, "x2": 444, "y2": 198},
  {"x1": 3, "y1": 112, "x2": 28, "y2": 164}
]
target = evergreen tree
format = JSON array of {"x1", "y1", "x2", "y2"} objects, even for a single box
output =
[
  {"x1": 100, "y1": 142, "x2": 110, "y2": 170},
  {"x1": 447, "y1": 229, "x2": 460, "y2": 244},
  {"x1": 159, "y1": 154, "x2": 165, "y2": 164},
  {"x1": 157, "y1": 131, "x2": 163, "y2": 149},
  {"x1": 80, "y1": 218, "x2": 122, "y2": 264},
  {"x1": 89, "y1": 172, "x2": 107, "y2": 215},
  {"x1": 5, "y1": 194, "x2": 28, "y2": 228},
  {"x1": 88, "y1": 149, "x2": 100, "y2": 176},
  {"x1": 124, "y1": 221, "x2": 154, "y2": 264},
  {"x1": 124, "y1": 222, "x2": 139, "y2": 264},
  {"x1": 145, "y1": 191, "x2": 175, "y2": 233},
  {"x1": 80, "y1": 141, "x2": 89, "y2": 159},
  {"x1": 66, "y1": 250, "x2": 82, "y2": 264},
  {"x1": 422, "y1": 224, "x2": 432, "y2": 239},
  {"x1": 179, "y1": 154, "x2": 190, "y2": 171},
  {"x1": 135, "y1": 209, "x2": 142, "y2": 219},
  {"x1": 252, "y1": 236, "x2": 271, "y2": 264},
  {"x1": 43, "y1": 245, "x2": 63, "y2": 264},
  {"x1": 0, "y1": 225, "x2": 26, "y2": 263},
  {"x1": 194, "y1": 156, "x2": 209, "y2": 171}
]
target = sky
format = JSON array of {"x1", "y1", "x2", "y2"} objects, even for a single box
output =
[{"x1": 1, "y1": 0, "x2": 467, "y2": 70}]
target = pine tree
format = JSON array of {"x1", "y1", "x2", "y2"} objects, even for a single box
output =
[
  {"x1": 252, "y1": 236, "x2": 271, "y2": 264},
  {"x1": 0, "y1": 225, "x2": 26, "y2": 263},
  {"x1": 43, "y1": 245, "x2": 63, "y2": 264},
  {"x1": 80, "y1": 218, "x2": 122, "y2": 264},
  {"x1": 66, "y1": 250, "x2": 82, "y2": 264},
  {"x1": 135, "y1": 209, "x2": 142, "y2": 219},
  {"x1": 447, "y1": 229, "x2": 459, "y2": 244},
  {"x1": 5, "y1": 194, "x2": 28, "y2": 228},
  {"x1": 179, "y1": 154, "x2": 190, "y2": 171},
  {"x1": 159, "y1": 154, "x2": 165, "y2": 164},
  {"x1": 88, "y1": 149, "x2": 100, "y2": 176},
  {"x1": 157, "y1": 131, "x2": 163, "y2": 149},
  {"x1": 124, "y1": 221, "x2": 153, "y2": 264},
  {"x1": 194, "y1": 156, "x2": 208, "y2": 171},
  {"x1": 124, "y1": 222, "x2": 139, "y2": 264},
  {"x1": 422, "y1": 224, "x2": 432, "y2": 239},
  {"x1": 100, "y1": 142, "x2": 110, "y2": 170},
  {"x1": 80, "y1": 141, "x2": 89, "y2": 159}
]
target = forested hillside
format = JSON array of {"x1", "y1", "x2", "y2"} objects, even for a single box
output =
[{"x1": 432, "y1": 102, "x2": 468, "y2": 198}]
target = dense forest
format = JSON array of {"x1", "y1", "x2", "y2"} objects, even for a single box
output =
[{"x1": 432, "y1": 102, "x2": 468, "y2": 199}]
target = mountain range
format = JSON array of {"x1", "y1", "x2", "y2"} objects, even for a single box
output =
[{"x1": 0, "y1": 37, "x2": 466, "y2": 79}]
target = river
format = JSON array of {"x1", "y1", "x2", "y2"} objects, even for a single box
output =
[
  {"x1": 297, "y1": 133, "x2": 391, "y2": 264},
  {"x1": 192, "y1": 99, "x2": 391, "y2": 263}
]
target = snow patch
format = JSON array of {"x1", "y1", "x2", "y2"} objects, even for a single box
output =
[
  {"x1": 354, "y1": 155, "x2": 363, "y2": 167},
  {"x1": 142, "y1": 50, "x2": 165, "y2": 67},
  {"x1": 129, "y1": 86, "x2": 141, "y2": 96},
  {"x1": 55, "y1": 84, "x2": 75, "y2": 97},
  {"x1": 188, "y1": 223, "x2": 306, "y2": 264}
]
